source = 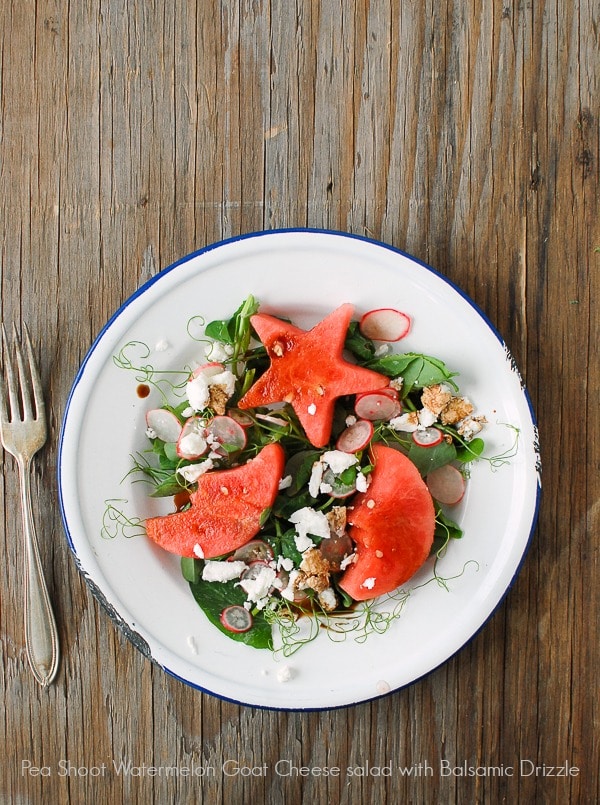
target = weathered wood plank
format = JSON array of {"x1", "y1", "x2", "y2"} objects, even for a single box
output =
[{"x1": 1, "y1": 0, "x2": 598, "y2": 803}]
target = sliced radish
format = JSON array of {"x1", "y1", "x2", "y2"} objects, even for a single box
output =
[
  {"x1": 336, "y1": 419, "x2": 374, "y2": 453},
  {"x1": 426, "y1": 464, "x2": 466, "y2": 505},
  {"x1": 220, "y1": 605, "x2": 253, "y2": 633},
  {"x1": 145, "y1": 408, "x2": 182, "y2": 443},
  {"x1": 321, "y1": 467, "x2": 356, "y2": 499},
  {"x1": 206, "y1": 415, "x2": 247, "y2": 455},
  {"x1": 232, "y1": 540, "x2": 275, "y2": 563},
  {"x1": 354, "y1": 391, "x2": 401, "y2": 421},
  {"x1": 176, "y1": 416, "x2": 208, "y2": 459},
  {"x1": 412, "y1": 427, "x2": 443, "y2": 448},
  {"x1": 191, "y1": 361, "x2": 225, "y2": 379},
  {"x1": 228, "y1": 409, "x2": 254, "y2": 428},
  {"x1": 359, "y1": 308, "x2": 411, "y2": 342}
]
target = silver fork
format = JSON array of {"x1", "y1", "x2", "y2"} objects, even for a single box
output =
[{"x1": 0, "y1": 324, "x2": 60, "y2": 686}]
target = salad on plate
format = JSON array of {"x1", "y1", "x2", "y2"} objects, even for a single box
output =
[{"x1": 116, "y1": 296, "x2": 495, "y2": 655}]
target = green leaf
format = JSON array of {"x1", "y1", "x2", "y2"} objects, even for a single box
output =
[
  {"x1": 368, "y1": 352, "x2": 459, "y2": 393},
  {"x1": 407, "y1": 439, "x2": 457, "y2": 476},
  {"x1": 188, "y1": 577, "x2": 273, "y2": 649},
  {"x1": 456, "y1": 437, "x2": 485, "y2": 463},
  {"x1": 150, "y1": 476, "x2": 185, "y2": 497},
  {"x1": 181, "y1": 556, "x2": 202, "y2": 583},
  {"x1": 344, "y1": 321, "x2": 376, "y2": 361}
]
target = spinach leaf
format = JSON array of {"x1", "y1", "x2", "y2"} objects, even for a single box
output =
[
  {"x1": 188, "y1": 577, "x2": 273, "y2": 649},
  {"x1": 407, "y1": 439, "x2": 457, "y2": 476}
]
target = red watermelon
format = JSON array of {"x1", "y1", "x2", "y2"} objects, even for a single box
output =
[
  {"x1": 145, "y1": 442, "x2": 285, "y2": 558},
  {"x1": 339, "y1": 443, "x2": 435, "y2": 600}
]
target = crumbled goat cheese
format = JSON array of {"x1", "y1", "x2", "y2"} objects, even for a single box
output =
[
  {"x1": 322, "y1": 450, "x2": 358, "y2": 474},
  {"x1": 308, "y1": 461, "x2": 324, "y2": 497},
  {"x1": 204, "y1": 341, "x2": 234, "y2": 362},
  {"x1": 277, "y1": 556, "x2": 295, "y2": 572},
  {"x1": 177, "y1": 459, "x2": 215, "y2": 483},
  {"x1": 178, "y1": 432, "x2": 207, "y2": 457},
  {"x1": 193, "y1": 543, "x2": 205, "y2": 559},
  {"x1": 307, "y1": 403, "x2": 317, "y2": 415},
  {"x1": 457, "y1": 415, "x2": 486, "y2": 440},
  {"x1": 339, "y1": 553, "x2": 356, "y2": 570},
  {"x1": 388, "y1": 412, "x2": 419, "y2": 432},
  {"x1": 186, "y1": 368, "x2": 236, "y2": 412},
  {"x1": 145, "y1": 427, "x2": 157, "y2": 440},
  {"x1": 318, "y1": 587, "x2": 338, "y2": 612},
  {"x1": 361, "y1": 577, "x2": 376, "y2": 590},
  {"x1": 239, "y1": 565, "x2": 277, "y2": 604},
  {"x1": 278, "y1": 474, "x2": 293, "y2": 490},
  {"x1": 202, "y1": 560, "x2": 246, "y2": 582},
  {"x1": 289, "y1": 507, "x2": 331, "y2": 541},
  {"x1": 276, "y1": 665, "x2": 293, "y2": 683},
  {"x1": 280, "y1": 569, "x2": 301, "y2": 601},
  {"x1": 154, "y1": 338, "x2": 170, "y2": 352},
  {"x1": 294, "y1": 533, "x2": 315, "y2": 553},
  {"x1": 374, "y1": 342, "x2": 391, "y2": 357},
  {"x1": 355, "y1": 471, "x2": 369, "y2": 492},
  {"x1": 345, "y1": 414, "x2": 357, "y2": 427},
  {"x1": 389, "y1": 377, "x2": 403, "y2": 392},
  {"x1": 417, "y1": 407, "x2": 438, "y2": 428}
]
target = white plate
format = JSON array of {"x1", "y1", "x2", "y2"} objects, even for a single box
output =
[{"x1": 58, "y1": 229, "x2": 541, "y2": 710}]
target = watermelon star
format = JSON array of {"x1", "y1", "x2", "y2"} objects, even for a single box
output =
[{"x1": 238, "y1": 303, "x2": 388, "y2": 447}]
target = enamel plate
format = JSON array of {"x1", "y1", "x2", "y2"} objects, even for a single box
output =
[{"x1": 58, "y1": 230, "x2": 541, "y2": 709}]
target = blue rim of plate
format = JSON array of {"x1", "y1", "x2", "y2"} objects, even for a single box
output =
[{"x1": 58, "y1": 227, "x2": 541, "y2": 710}]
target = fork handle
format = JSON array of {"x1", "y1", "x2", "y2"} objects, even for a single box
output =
[{"x1": 19, "y1": 460, "x2": 60, "y2": 686}]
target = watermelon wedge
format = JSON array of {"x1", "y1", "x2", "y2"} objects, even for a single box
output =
[
  {"x1": 238, "y1": 304, "x2": 388, "y2": 447},
  {"x1": 339, "y1": 443, "x2": 435, "y2": 601},
  {"x1": 145, "y1": 443, "x2": 285, "y2": 558}
]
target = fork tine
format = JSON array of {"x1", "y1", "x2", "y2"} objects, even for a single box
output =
[
  {"x1": 12, "y1": 324, "x2": 34, "y2": 420},
  {"x1": 1, "y1": 324, "x2": 20, "y2": 423},
  {"x1": 22, "y1": 323, "x2": 45, "y2": 419}
]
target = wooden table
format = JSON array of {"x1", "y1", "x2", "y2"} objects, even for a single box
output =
[{"x1": 1, "y1": 2, "x2": 598, "y2": 803}]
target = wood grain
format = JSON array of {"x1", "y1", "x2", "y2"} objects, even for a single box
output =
[{"x1": 1, "y1": 1, "x2": 598, "y2": 803}]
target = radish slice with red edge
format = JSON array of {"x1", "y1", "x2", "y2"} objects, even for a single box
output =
[
  {"x1": 145, "y1": 409, "x2": 182, "y2": 443},
  {"x1": 426, "y1": 464, "x2": 466, "y2": 505},
  {"x1": 228, "y1": 409, "x2": 254, "y2": 428},
  {"x1": 206, "y1": 415, "x2": 247, "y2": 455},
  {"x1": 412, "y1": 427, "x2": 443, "y2": 448},
  {"x1": 354, "y1": 391, "x2": 401, "y2": 421},
  {"x1": 232, "y1": 540, "x2": 275, "y2": 563},
  {"x1": 336, "y1": 419, "x2": 374, "y2": 453},
  {"x1": 176, "y1": 416, "x2": 208, "y2": 459},
  {"x1": 190, "y1": 361, "x2": 225, "y2": 379},
  {"x1": 220, "y1": 605, "x2": 253, "y2": 633},
  {"x1": 359, "y1": 308, "x2": 411, "y2": 342}
]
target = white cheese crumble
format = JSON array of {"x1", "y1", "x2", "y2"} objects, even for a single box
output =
[
  {"x1": 193, "y1": 543, "x2": 205, "y2": 559},
  {"x1": 239, "y1": 565, "x2": 277, "y2": 604},
  {"x1": 361, "y1": 577, "x2": 376, "y2": 590},
  {"x1": 308, "y1": 461, "x2": 324, "y2": 497},
  {"x1": 202, "y1": 560, "x2": 246, "y2": 582},
  {"x1": 294, "y1": 533, "x2": 315, "y2": 553},
  {"x1": 278, "y1": 474, "x2": 293, "y2": 490},
  {"x1": 307, "y1": 403, "x2": 317, "y2": 415},
  {"x1": 186, "y1": 368, "x2": 236, "y2": 411},
  {"x1": 322, "y1": 450, "x2": 358, "y2": 474},
  {"x1": 178, "y1": 432, "x2": 207, "y2": 457},
  {"x1": 277, "y1": 556, "x2": 294, "y2": 572},
  {"x1": 204, "y1": 341, "x2": 234, "y2": 362},
  {"x1": 154, "y1": 338, "x2": 170, "y2": 352},
  {"x1": 355, "y1": 471, "x2": 369, "y2": 492},
  {"x1": 339, "y1": 553, "x2": 356, "y2": 570},
  {"x1": 289, "y1": 507, "x2": 331, "y2": 542},
  {"x1": 177, "y1": 459, "x2": 215, "y2": 483},
  {"x1": 345, "y1": 414, "x2": 357, "y2": 427},
  {"x1": 417, "y1": 407, "x2": 437, "y2": 428},
  {"x1": 388, "y1": 413, "x2": 419, "y2": 433},
  {"x1": 280, "y1": 569, "x2": 301, "y2": 601},
  {"x1": 276, "y1": 665, "x2": 293, "y2": 683},
  {"x1": 145, "y1": 427, "x2": 157, "y2": 440}
]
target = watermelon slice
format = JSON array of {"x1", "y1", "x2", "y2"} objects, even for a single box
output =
[
  {"x1": 339, "y1": 443, "x2": 435, "y2": 601},
  {"x1": 238, "y1": 304, "x2": 388, "y2": 447},
  {"x1": 145, "y1": 443, "x2": 285, "y2": 558}
]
